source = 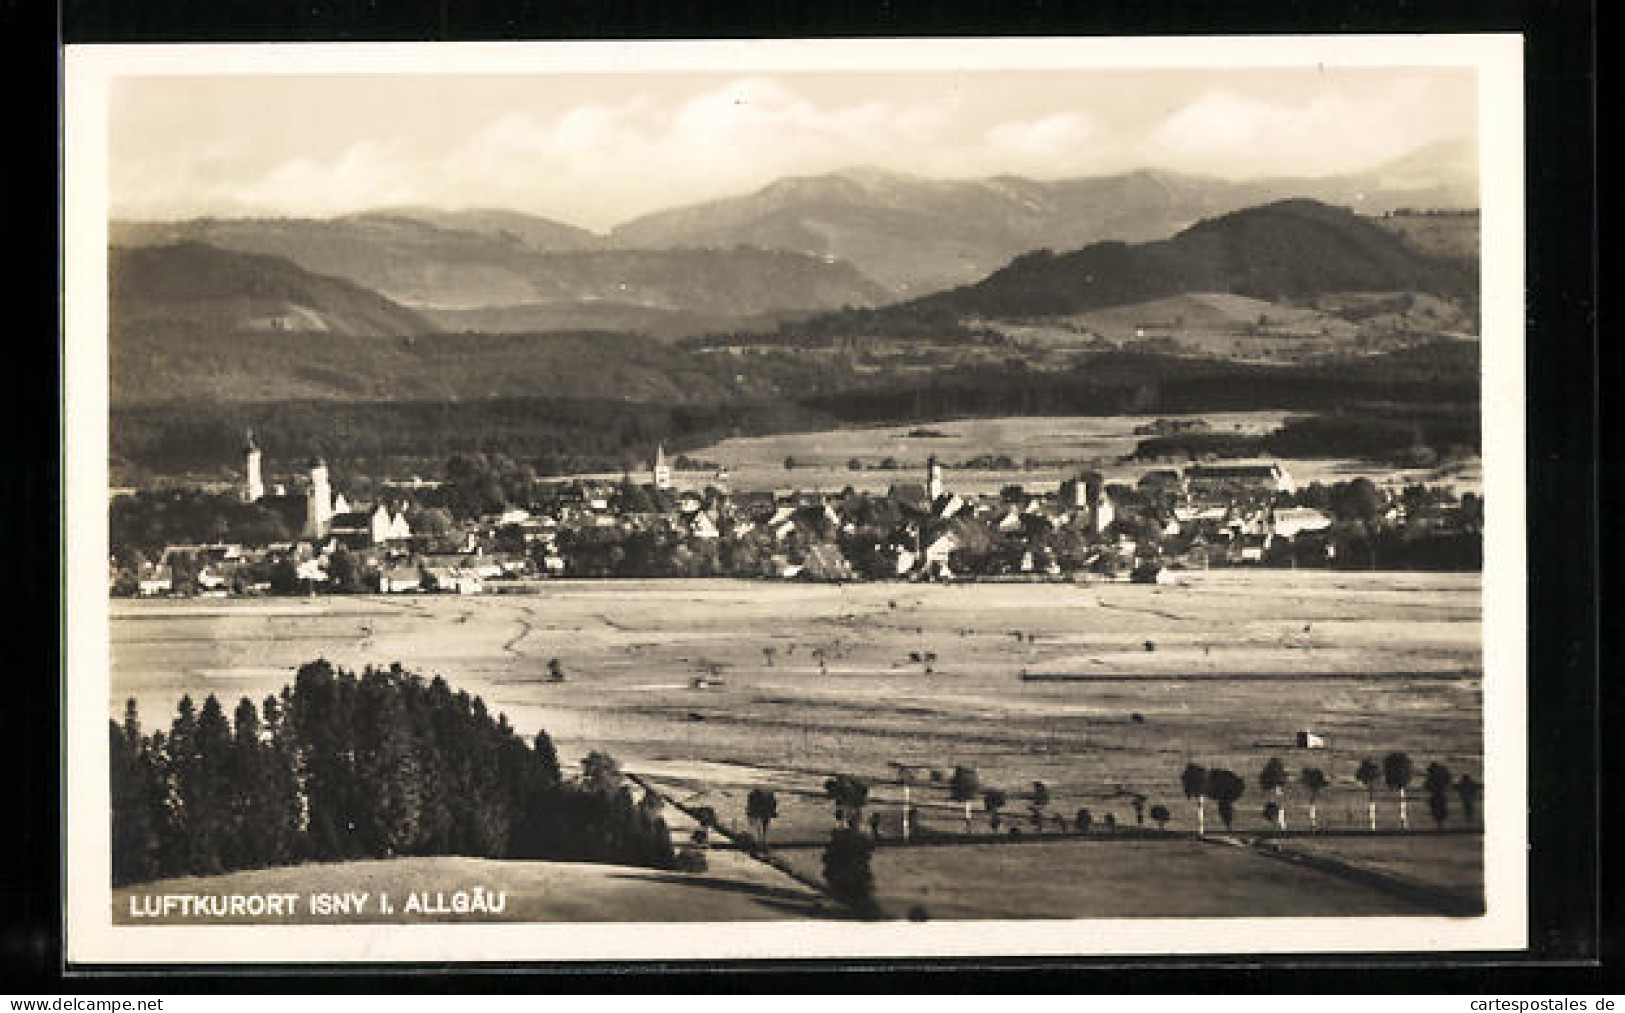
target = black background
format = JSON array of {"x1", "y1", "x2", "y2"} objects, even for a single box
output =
[{"x1": 5, "y1": 0, "x2": 1606, "y2": 991}]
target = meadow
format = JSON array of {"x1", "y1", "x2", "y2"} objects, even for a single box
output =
[
  {"x1": 108, "y1": 571, "x2": 1483, "y2": 918},
  {"x1": 683, "y1": 414, "x2": 1482, "y2": 496}
]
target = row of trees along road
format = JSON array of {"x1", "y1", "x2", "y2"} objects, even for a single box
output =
[
  {"x1": 776, "y1": 755, "x2": 1481, "y2": 847},
  {"x1": 110, "y1": 660, "x2": 675, "y2": 886},
  {"x1": 1183, "y1": 754, "x2": 1480, "y2": 834},
  {"x1": 748, "y1": 752, "x2": 1483, "y2": 919}
]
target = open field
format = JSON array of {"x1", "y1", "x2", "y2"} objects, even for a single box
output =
[
  {"x1": 681, "y1": 415, "x2": 1482, "y2": 496},
  {"x1": 110, "y1": 570, "x2": 1483, "y2": 918},
  {"x1": 1275, "y1": 833, "x2": 1483, "y2": 906},
  {"x1": 858, "y1": 837, "x2": 1459, "y2": 919},
  {"x1": 112, "y1": 853, "x2": 836, "y2": 924}
]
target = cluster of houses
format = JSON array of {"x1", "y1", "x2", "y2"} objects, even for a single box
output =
[{"x1": 125, "y1": 432, "x2": 1386, "y2": 596}]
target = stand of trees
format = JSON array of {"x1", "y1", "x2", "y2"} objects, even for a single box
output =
[
  {"x1": 109, "y1": 660, "x2": 674, "y2": 886},
  {"x1": 111, "y1": 488, "x2": 297, "y2": 558}
]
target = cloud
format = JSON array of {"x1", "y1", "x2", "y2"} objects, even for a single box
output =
[
  {"x1": 234, "y1": 140, "x2": 421, "y2": 216},
  {"x1": 1147, "y1": 82, "x2": 1456, "y2": 177},
  {"x1": 108, "y1": 71, "x2": 1475, "y2": 226},
  {"x1": 984, "y1": 112, "x2": 1102, "y2": 161},
  {"x1": 425, "y1": 78, "x2": 985, "y2": 226}
]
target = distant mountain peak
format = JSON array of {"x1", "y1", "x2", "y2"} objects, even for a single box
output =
[{"x1": 831, "y1": 164, "x2": 927, "y2": 186}]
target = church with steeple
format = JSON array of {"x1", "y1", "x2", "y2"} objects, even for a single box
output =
[{"x1": 651, "y1": 443, "x2": 672, "y2": 491}]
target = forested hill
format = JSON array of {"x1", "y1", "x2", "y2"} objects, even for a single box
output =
[
  {"x1": 899, "y1": 199, "x2": 1477, "y2": 320},
  {"x1": 111, "y1": 215, "x2": 889, "y2": 322},
  {"x1": 109, "y1": 326, "x2": 758, "y2": 406},
  {"x1": 111, "y1": 242, "x2": 435, "y2": 337}
]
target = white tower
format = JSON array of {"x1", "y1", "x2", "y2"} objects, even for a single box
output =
[
  {"x1": 1090, "y1": 478, "x2": 1115, "y2": 534},
  {"x1": 926, "y1": 455, "x2": 944, "y2": 501},
  {"x1": 242, "y1": 430, "x2": 264, "y2": 503},
  {"x1": 303, "y1": 456, "x2": 333, "y2": 539},
  {"x1": 652, "y1": 443, "x2": 672, "y2": 491}
]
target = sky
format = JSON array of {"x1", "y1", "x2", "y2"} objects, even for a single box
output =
[{"x1": 109, "y1": 67, "x2": 1477, "y2": 231}]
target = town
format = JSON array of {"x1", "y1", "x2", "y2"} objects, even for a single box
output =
[{"x1": 111, "y1": 429, "x2": 1483, "y2": 598}]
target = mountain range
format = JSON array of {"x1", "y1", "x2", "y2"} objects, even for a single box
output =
[
  {"x1": 111, "y1": 139, "x2": 1476, "y2": 321},
  {"x1": 609, "y1": 142, "x2": 1476, "y2": 295},
  {"x1": 111, "y1": 215, "x2": 886, "y2": 336},
  {"x1": 110, "y1": 194, "x2": 1475, "y2": 407}
]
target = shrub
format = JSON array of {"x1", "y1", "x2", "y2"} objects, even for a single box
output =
[{"x1": 821, "y1": 827, "x2": 877, "y2": 911}]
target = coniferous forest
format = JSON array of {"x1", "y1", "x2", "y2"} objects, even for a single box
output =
[{"x1": 109, "y1": 660, "x2": 675, "y2": 886}]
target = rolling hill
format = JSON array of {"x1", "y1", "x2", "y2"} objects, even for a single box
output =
[
  {"x1": 110, "y1": 214, "x2": 889, "y2": 327},
  {"x1": 110, "y1": 242, "x2": 434, "y2": 336},
  {"x1": 110, "y1": 322, "x2": 751, "y2": 406},
  {"x1": 1061, "y1": 293, "x2": 1360, "y2": 344},
  {"x1": 108, "y1": 243, "x2": 774, "y2": 405},
  {"x1": 901, "y1": 199, "x2": 1477, "y2": 321},
  {"x1": 361, "y1": 206, "x2": 606, "y2": 251}
]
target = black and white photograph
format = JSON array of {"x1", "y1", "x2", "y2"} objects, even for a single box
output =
[{"x1": 62, "y1": 36, "x2": 1527, "y2": 963}]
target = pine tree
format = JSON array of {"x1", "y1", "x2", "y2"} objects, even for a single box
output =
[
  {"x1": 158, "y1": 696, "x2": 200, "y2": 876},
  {"x1": 183, "y1": 694, "x2": 235, "y2": 874},
  {"x1": 109, "y1": 707, "x2": 160, "y2": 885},
  {"x1": 258, "y1": 693, "x2": 305, "y2": 865},
  {"x1": 224, "y1": 697, "x2": 269, "y2": 870},
  {"x1": 360, "y1": 690, "x2": 422, "y2": 857},
  {"x1": 532, "y1": 730, "x2": 562, "y2": 786}
]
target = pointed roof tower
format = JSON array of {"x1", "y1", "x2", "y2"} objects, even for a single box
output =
[{"x1": 652, "y1": 442, "x2": 673, "y2": 491}]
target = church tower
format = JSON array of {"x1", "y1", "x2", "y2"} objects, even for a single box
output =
[
  {"x1": 241, "y1": 430, "x2": 264, "y2": 503},
  {"x1": 926, "y1": 455, "x2": 945, "y2": 501},
  {"x1": 303, "y1": 456, "x2": 333, "y2": 539},
  {"x1": 652, "y1": 443, "x2": 672, "y2": 491}
]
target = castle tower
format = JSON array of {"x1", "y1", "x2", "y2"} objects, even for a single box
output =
[
  {"x1": 652, "y1": 443, "x2": 672, "y2": 491},
  {"x1": 303, "y1": 456, "x2": 333, "y2": 539},
  {"x1": 926, "y1": 455, "x2": 944, "y2": 501},
  {"x1": 1086, "y1": 474, "x2": 1114, "y2": 534},
  {"x1": 241, "y1": 430, "x2": 264, "y2": 503}
]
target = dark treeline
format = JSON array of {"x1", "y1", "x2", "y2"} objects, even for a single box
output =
[
  {"x1": 110, "y1": 487, "x2": 300, "y2": 559},
  {"x1": 112, "y1": 397, "x2": 827, "y2": 478},
  {"x1": 1132, "y1": 404, "x2": 1480, "y2": 464},
  {"x1": 678, "y1": 303, "x2": 999, "y2": 349},
  {"x1": 804, "y1": 347, "x2": 1477, "y2": 426},
  {"x1": 111, "y1": 346, "x2": 1477, "y2": 480},
  {"x1": 110, "y1": 660, "x2": 674, "y2": 886}
]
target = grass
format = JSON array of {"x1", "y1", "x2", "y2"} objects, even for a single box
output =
[
  {"x1": 113, "y1": 853, "x2": 836, "y2": 924},
  {"x1": 856, "y1": 837, "x2": 1451, "y2": 919},
  {"x1": 1269, "y1": 833, "x2": 1483, "y2": 907},
  {"x1": 111, "y1": 571, "x2": 1484, "y2": 919}
]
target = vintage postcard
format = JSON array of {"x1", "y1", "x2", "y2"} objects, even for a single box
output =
[{"x1": 64, "y1": 36, "x2": 1526, "y2": 964}]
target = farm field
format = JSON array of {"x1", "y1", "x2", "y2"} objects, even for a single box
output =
[
  {"x1": 108, "y1": 571, "x2": 1483, "y2": 918},
  {"x1": 1274, "y1": 833, "x2": 1484, "y2": 907},
  {"x1": 680, "y1": 415, "x2": 1482, "y2": 496},
  {"x1": 856, "y1": 837, "x2": 1454, "y2": 919}
]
